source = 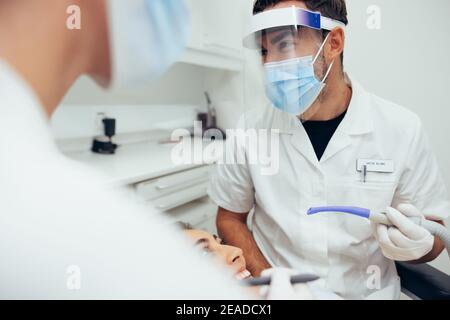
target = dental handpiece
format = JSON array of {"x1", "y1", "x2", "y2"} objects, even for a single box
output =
[
  {"x1": 307, "y1": 206, "x2": 399, "y2": 225},
  {"x1": 307, "y1": 206, "x2": 450, "y2": 256}
]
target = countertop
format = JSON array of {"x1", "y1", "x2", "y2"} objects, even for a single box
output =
[{"x1": 65, "y1": 138, "x2": 223, "y2": 186}]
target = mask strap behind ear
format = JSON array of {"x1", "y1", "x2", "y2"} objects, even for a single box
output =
[
  {"x1": 311, "y1": 32, "x2": 334, "y2": 83},
  {"x1": 322, "y1": 60, "x2": 334, "y2": 83}
]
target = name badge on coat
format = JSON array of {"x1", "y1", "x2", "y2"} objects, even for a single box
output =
[
  {"x1": 357, "y1": 159, "x2": 394, "y2": 183},
  {"x1": 356, "y1": 159, "x2": 395, "y2": 173}
]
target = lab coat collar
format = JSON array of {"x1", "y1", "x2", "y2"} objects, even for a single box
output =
[
  {"x1": 269, "y1": 73, "x2": 374, "y2": 136},
  {"x1": 339, "y1": 74, "x2": 374, "y2": 136},
  {"x1": 267, "y1": 73, "x2": 374, "y2": 167},
  {"x1": 319, "y1": 75, "x2": 375, "y2": 163}
]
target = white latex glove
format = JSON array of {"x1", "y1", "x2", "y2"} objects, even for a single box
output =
[
  {"x1": 372, "y1": 204, "x2": 434, "y2": 261},
  {"x1": 260, "y1": 268, "x2": 315, "y2": 300}
]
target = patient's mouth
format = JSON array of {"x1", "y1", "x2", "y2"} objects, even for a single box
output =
[{"x1": 235, "y1": 269, "x2": 251, "y2": 280}]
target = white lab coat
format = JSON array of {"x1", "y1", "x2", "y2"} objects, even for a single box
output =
[
  {"x1": 0, "y1": 60, "x2": 248, "y2": 299},
  {"x1": 208, "y1": 74, "x2": 450, "y2": 300}
]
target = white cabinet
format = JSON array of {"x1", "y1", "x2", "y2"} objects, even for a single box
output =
[
  {"x1": 186, "y1": 0, "x2": 243, "y2": 52},
  {"x1": 134, "y1": 165, "x2": 211, "y2": 212},
  {"x1": 135, "y1": 165, "x2": 210, "y2": 201},
  {"x1": 179, "y1": 0, "x2": 248, "y2": 71},
  {"x1": 133, "y1": 164, "x2": 216, "y2": 230},
  {"x1": 164, "y1": 197, "x2": 218, "y2": 234}
]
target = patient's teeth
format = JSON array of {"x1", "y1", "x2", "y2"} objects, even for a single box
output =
[{"x1": 235, "y1": 269, "x2": 252, "y2": 280}]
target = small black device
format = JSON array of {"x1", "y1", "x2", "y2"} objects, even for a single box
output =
[
  {"x1": 92, "y1": 117, "x2": 118, "y2": 155},
  {"x1": 196, "y1": 92, "x2": 226, "y2": 140}
]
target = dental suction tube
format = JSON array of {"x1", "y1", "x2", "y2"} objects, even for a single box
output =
[
  {"x1": 308, "y1": 206, "x2": 450, "y2": 256},
  {"x1": 422, "y1": 220, "x2": 450, "y2": 256}
]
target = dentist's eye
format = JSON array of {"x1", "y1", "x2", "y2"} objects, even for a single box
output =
[{"x1": 279, "y1": 40, "x2": 294, "y2": 51}]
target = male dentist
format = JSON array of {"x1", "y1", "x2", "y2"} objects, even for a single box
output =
[
  {"x1": 0, "y1": 0, "x2": 250, "y2": 299},
  {"x1": 209, "y1": 0, "x2": 450, "y2": 299}
]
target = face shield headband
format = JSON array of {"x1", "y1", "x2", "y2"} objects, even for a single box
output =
[{"x1": 243, "y1": 6, "x2": 346, "y2": 49}]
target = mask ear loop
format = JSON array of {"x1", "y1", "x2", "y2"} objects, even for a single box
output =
[
  {"x1": 312, "y1": 33, "x2": 330, "y2": 64},
  {"x1": 311, "y1": 33, "x2": 335, "y2": 83},
  {"x1": 321, "y1": 61, "x2": 334, "y2": 83},
  {"x1": 298, "y1": 33, "x2": 335, "y2": 123}
]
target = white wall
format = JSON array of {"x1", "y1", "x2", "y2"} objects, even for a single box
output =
[
  {"x1": 345, "y1": 0, "x2": 450, "y2": 187},
  {"x1": 62, "y1": 63, "x2": 207, "y2": 107}
]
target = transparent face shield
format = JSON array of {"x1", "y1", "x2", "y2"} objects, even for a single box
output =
[{"x1": 242, "y1": 6, "x2": 345, "y2": 122}]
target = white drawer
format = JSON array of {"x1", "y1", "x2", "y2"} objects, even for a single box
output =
[
  {"x1": 150, "y1": 181, "x2": 208, "y2": 212},
  {"x1": 135, "y1": 165, "x2": 210, "y2": 201}
]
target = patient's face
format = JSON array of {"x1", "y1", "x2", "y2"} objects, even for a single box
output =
[{"x1": 185, "y1": 229, "x2": 250, "y2": 280}]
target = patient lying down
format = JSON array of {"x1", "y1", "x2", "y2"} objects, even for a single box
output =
[
  {"x1": 176, "y1": 222, "x2": 342, "y2": 300},
  {"x1": 177, "y1": 222, "x2": 251, "y2": 280}
]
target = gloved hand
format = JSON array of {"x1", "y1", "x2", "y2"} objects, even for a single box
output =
[
  {"x1": 372, "y1": 204, "x2": 434, "y2": 261},
  {"x1": 260, "y1": 268, "x2": 314, "y2": 300}
]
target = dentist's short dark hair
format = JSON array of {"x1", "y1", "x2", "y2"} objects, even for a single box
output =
[{"x1": 253, "y1": 0, "x2": 348, "y2": 64}]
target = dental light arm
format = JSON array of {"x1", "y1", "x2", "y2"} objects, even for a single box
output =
[{"x1": 307, "y1": 206, "x2": 450, "y2": 257}]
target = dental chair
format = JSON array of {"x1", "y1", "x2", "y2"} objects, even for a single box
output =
[{"x1": 396, "y1": 262, "x2": 450, "y2": 300}]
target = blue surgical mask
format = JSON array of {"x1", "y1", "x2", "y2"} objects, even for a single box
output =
[
  {"x1": 263, "y1": 35, "x2": 333, "y2": 116},
  {"x1": 108, "y1": 0, "x2": 190, "y2": 89}
]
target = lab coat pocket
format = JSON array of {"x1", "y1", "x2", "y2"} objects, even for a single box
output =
[
  {"x1": 326, "y1": 179, "x2": 397, "y2": 244},
  {"x1": 350, "y1": 180, "x2": 397, "y2": 213}
]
